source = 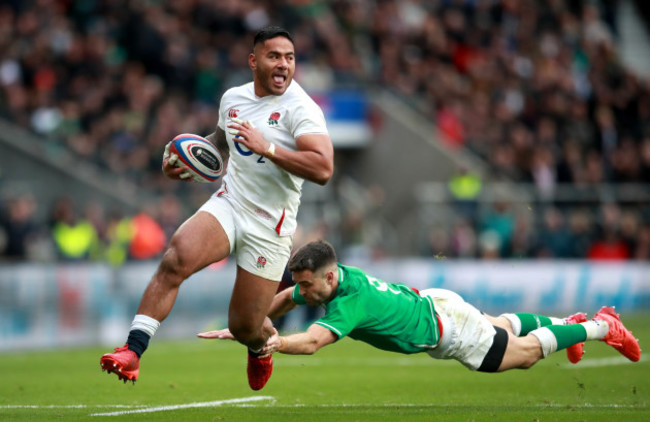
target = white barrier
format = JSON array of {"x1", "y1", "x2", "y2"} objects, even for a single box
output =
[{"x1": 1, "y1": 260, "x2": 648, "y2": 351}]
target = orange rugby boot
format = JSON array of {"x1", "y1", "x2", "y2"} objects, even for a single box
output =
[
  {"x1": 100, "y1": 345, "x2": 140, "y2": 384},
  {"x1": 593, "y1": 306, "x2": 641, "y2": 362},
  {"x1": 565, "y1": 312, "x2": 588, "y2": 364}
]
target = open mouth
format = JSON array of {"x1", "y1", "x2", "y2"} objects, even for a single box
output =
[{"x1": 272, "y1": 74, "x2": 287, "y2": 87}]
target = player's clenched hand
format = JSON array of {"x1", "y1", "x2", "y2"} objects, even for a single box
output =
[
  {"x1": 162, "y1": 142, "x2": 192, "y2": 181},
  {"x1": 227, "y1": 118, "x2": 270, "y2": 156},
  {"x1": 197, "y1": 328, "x2": 236, "y2": 340}
]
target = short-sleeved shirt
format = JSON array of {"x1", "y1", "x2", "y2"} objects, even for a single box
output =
[
  {"x1": 217, "y1": 80, "x2": 329, "y2": 236},
  {"x1": 292, "y1": 264, "x2": 440, "y2": 354}
]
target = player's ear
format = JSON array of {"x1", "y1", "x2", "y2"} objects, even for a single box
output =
[
  {"x1": 326, "y1": 270, "x2": 335, "y2": 285},
  {"x1": 249, "y1": 53, "x2": 257, "y2": 71}
]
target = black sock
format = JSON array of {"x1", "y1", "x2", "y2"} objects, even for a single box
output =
[
  {"x1": 248, "y1": 348, "x2": 262, "y2": 357},
  {"x1": 127, "y1": 330, "x2": 151, "y2": 358}
]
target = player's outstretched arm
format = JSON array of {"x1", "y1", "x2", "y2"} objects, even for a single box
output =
[
  {"x1": 267, "y1": 287, "x2": 298, "y2": 320},
  {"x1": 197, "y1": 287, "x2": 296, "y2": 341},
  {"x1": 262, "y1": 324, "x2": 337, "y2": 355}
]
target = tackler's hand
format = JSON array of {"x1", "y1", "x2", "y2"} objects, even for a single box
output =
[{"x1": 197, "y1": 328, "x2": 236, "y2": 341}]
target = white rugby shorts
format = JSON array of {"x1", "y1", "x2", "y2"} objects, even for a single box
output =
[
  {"x1": 422, "y1": 288, "x2": 497, "y2": 370},
  {"x1": 198, "y1": 192, "x2": 292, "y2": 281}
]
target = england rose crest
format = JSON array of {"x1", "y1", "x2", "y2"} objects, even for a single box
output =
[
  {"x1": 268, "y1": 112, "x2": 280, "y2": 126},
  {"x1": 256, "y1": 256, "x2": 267, "y2": 269}
]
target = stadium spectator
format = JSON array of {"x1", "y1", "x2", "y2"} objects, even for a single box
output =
[
  {"x1": 128, "y1": 212, "x2": 166, "y2": 260},
  {"x1": 566, "y1": 208, "x2": 594, "y2": 258},
  {"x1": 0, "y1": 193, "x2": 38, "y2": 260},
  {"x1": 104, "y1": 208, "x2": 133, "y2": 267},
  {"x1": 49, "y1": 196, "x2": 100, "y2": 261},
  {"x1": 199, "y1": 240, "x2": 641, "y2": 390},
  {"x1": 447, "y1": 165, "x2": 482, "y2": 221},
  {"x1": 479, "y1": 199, "x2": 515, "y2": 257},
  {"x1": 533, "y1": 207, "x2": 573, "y2": 258}
]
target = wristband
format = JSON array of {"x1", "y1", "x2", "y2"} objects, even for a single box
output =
[{"x1": 266, "y1": 143, "x2": 276, "y2": 157}]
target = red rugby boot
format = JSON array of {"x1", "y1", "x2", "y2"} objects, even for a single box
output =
[
  {"x1": 100, "y1": 345, "x2": 140, "y2": 384},
  {"x1": 593, "y1": 306, "x2": 641, "y2": 362},
  {"x1": 247, "y1": 351, "x2": 273, "y2": 391},
  {"x1": 565, "y1": 312, "x2": 588, "y2": 364}
]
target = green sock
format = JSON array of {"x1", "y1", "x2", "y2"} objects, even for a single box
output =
[
  {"x1": 546, "y1": 324, "x2": 588, "y2": 351},
  {"x1": 516, "y1": 313, "x2": 554, "y2": 335}
]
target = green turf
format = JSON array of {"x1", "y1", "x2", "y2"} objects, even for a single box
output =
[{"x1": 1, "y1": 314, "x2": 648, "y2": 421}]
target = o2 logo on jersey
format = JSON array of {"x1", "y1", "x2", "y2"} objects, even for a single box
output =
[
  {"x1": 366, "y1": 276, "x2": 401, "y2": 295},
  {"x1": 230, "y1": 115, "x2": 268, "y2": 164},
  {"x1": 233, "y1": 138, "x2": 266, "y2": 163}
]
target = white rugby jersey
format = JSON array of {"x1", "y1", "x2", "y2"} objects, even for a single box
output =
[{"x1": 216, "y1": 80, "x2": 329, "y2": 236}]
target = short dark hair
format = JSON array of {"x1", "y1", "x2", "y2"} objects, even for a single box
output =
[
  {"x1": 253, "y1": 26, "x2": 294, "y2": 48},
  {"x1": 288, "y1": 240, "x2": 337, "y2": 273}
]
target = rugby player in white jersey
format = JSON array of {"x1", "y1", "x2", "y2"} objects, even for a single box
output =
[{"x1": 100, "y1": 26, "x2": 334, "y2": 390}]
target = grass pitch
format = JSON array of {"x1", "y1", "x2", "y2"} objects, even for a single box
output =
[{"x1": 1, "y1": 314, "x2": 648, "y2": 422}]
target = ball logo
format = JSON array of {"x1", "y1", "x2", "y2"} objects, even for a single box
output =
[
  {"x1": 256, "y1": 256, "x2": 267, "y2": 269},
  {"x1": 268, "y1": 112, "x2": 280, "y2": 126},
  {"x1": 228, "y1": 109, "x2": 239, "y2": 119},
  {"x1": 190, "y1": 145, "x2": 221, "y2": 171}
]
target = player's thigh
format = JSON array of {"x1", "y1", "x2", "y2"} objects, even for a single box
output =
[
  {"x1": 485, "y1": 314, "x2": 515, "y2": 333},
  {"x1": 229, "y1": 218, "x2": 293, "y2": 327},
  {"x1": 426, "y1": 293, "x2": 497, "y2": 370},
  {"x1": 234, "y1": 213, "x2": 293, "y2": 282},
  {"x1": 420, "y1": 288, "x2": 464, "y2": 302},
  {"x1": 165, "y1": 210, "x2": 231, "y2": 275},
  {"x1": 229, "y1": 266, "x2": 280, "y2": 330}
]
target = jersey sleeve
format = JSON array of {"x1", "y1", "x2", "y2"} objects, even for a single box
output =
[
  {"x1": 290, "y1": 99, "x2": 329, "y2": 139},
  {"x1": 291, "y1": 284, "x2": 307, "y2": 305},
  {"x1": 314, "y1": 294, "x2": 363, "y2": 340}
]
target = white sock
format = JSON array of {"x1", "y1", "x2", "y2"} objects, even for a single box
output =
[
  {"x1": 131, "y1": 314, "x2": 160, "y2": 337},
  {"x1": 549, "y1": 317, "x2": 564, "y2": 325},
  {"x1": 500, "y1": 313, "x2": 521, "y2": 336},
  {"x1": 530, "y1": 327, "x2": 558, "y2": 358},
  {"x1": 582, "y1": 320, "x2": 609, "y2": 340}
]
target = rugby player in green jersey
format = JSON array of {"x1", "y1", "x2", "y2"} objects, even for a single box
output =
[{"x1": 199, "y1": 240, "x2": 641, "y2": 389}]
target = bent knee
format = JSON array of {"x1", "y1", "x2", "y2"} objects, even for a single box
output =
[{"x1": 157, "y1": 243, "x2": 194, "y2": 285}]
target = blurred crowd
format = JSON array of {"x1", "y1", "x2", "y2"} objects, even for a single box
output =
[
  {"x1": 1, "y1": 0, "x2": 650, "y2": 262},
  {"x1": 0, "y1": 192, "x2": 183, "y2": 264}
]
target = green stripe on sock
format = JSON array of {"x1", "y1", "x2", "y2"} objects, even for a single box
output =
[
  {"x1": 516, "y1": 313, "x2": 554, "y2": 335},
  {"x1": 546, "y1": 324, "x2": 587, "y2": 351}
]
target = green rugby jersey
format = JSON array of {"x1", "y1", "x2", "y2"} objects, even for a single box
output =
[{"x1": 292, "y1": 264, "x2": 440, "y2": 354}]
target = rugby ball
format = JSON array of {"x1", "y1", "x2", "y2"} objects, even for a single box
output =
[{"x1": 169, "y1": 134, "x2": 223, "y2": 183}]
